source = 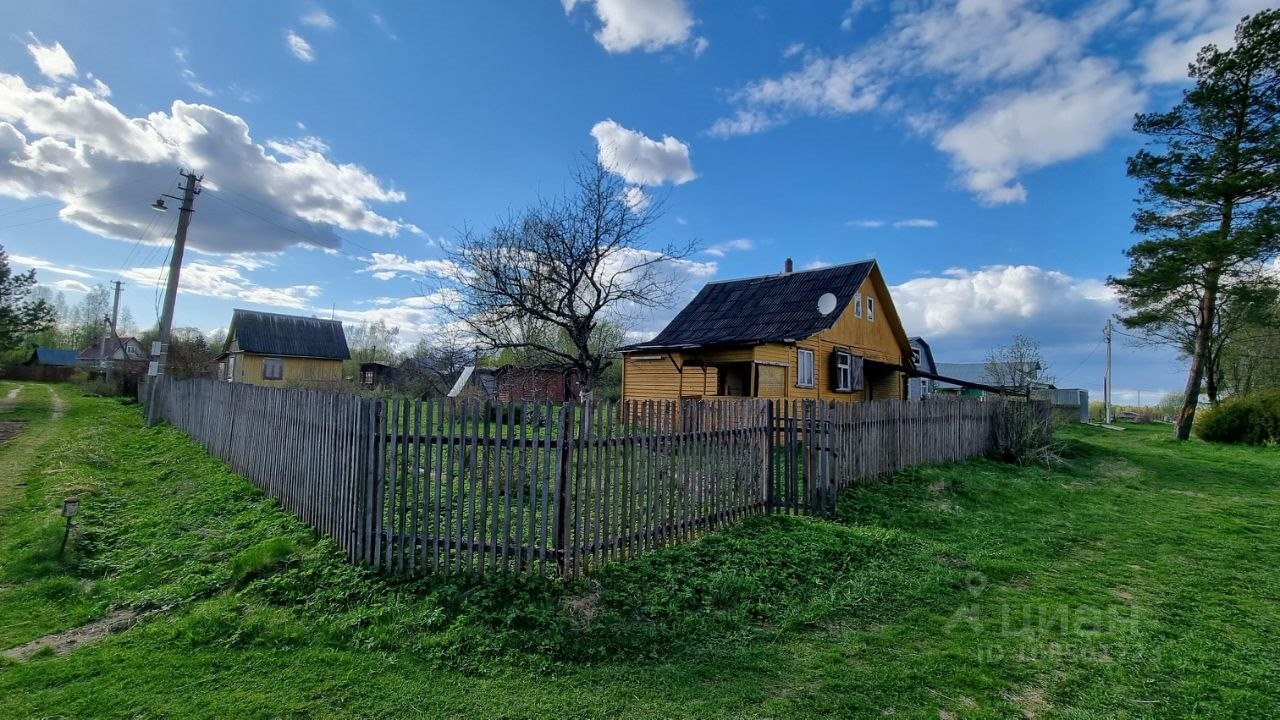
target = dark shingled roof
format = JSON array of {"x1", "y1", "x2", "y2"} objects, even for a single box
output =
[
  {"x1": 625, "y1": 260, "x2": 876, "y2": 350},
  {"x1": 227, "y1": 309, "x2": 350, "y2": 360}
]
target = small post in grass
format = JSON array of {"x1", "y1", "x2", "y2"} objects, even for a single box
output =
[{"x1": 59, "y1": 496, "x2": 80, "y2": 557}]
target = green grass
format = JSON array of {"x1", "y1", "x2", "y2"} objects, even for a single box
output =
[{"x1": 1, "y1": 383, "x2": 1277, "y2": 718}]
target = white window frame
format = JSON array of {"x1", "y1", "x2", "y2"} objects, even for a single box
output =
[
  {"x1": 867, "y1": 296, "x2": 875, "y2": 322},
  {"x1": 262, "y1": 356, "x2": 284, "y2": 381},
  {"x1": 834, "y1": 350, "x2": 853, "y2": 393},
  {"x1": 796, "y1": 348, "x2": 815, "y2": 388},
  {"x1": 853, "y1": 292, "x2": 862, "y2": 318}
]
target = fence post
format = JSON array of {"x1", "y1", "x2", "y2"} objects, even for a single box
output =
[
  {"x1": 553, "y1": 405, "x2": 573, "y2": 579},
  {"x1": 762, "y1": 399, "x2": 773, "y2": 511}
]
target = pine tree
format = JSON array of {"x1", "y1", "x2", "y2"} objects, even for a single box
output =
[
  {"x1": 0, "y1": 245, "x2": 55, "y2": 351},
  {"x1": 1109, "y1": 10, "x2": 1280, "y2": 440}
]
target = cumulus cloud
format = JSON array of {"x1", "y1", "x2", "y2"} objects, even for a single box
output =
[
  {"x1": 120, "y1": 261, "x2": 322, "y2": 310},
  {"x1": 285, "y1": 31, "x2": 315, "y2": 62},
  {"x1": 562, "y1": 0, "x2": 697, "y2": 54},
  {"x1": 892, "y1": 264, "x2": 1115, "y2": 344},
  {"x1": 0, "y1": 40, "x2": 415, "y2": 254},
  {"x1": 591, "y1": 119, "x2": 696, "y2": 186},
  {"x1": 26, "y1": 36, "x2": 76, "y2": 80}
]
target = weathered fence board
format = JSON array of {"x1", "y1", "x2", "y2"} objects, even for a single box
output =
[{"x1": 152, "y1": 378, "x2": 1012, "y2": 578}]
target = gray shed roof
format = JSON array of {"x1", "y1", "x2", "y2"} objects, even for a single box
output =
[
  {"x1": 226, "y1": 309, "x2": 350, "y2": 360},
  {"x1": 623, "y1": 260, "x2": 876, "y2": 351}
]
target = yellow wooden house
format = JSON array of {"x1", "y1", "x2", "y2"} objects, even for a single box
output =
[
  {"x1": 217, "y1": 308, "x2": 349, "y2": 387},
  {"x1": 620, "y1": 259, "x2": 913, "y2": 402}
]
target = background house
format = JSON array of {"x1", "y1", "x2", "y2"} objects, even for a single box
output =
[
  {"x1": 78, "y1": 336, "x2": 146, "y2": 365},
  {"x1": 218, "y1": 309, "x2": 349, "y2": 387},
  {"x1": 621, "y1": 259, "x2": 912, "y2": 402},
  {"x1": 933, "y1": 361, "x2": 1053, "y2": 397},
  {"x1": 24, "y1": 347, "x2": 80, "y2": 367},
  {"x1": 908, "y1": 337, "x2": 938, "y2": 401},
  {"x1": 448, "y1": 364, "x2": 580, "y2": 403}
]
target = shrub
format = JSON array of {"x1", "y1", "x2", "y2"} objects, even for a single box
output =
[
  {"x1": 1195, "y1": 389, "x2": 1280, "y2": 445},
  {"x1": 991, "y1": 400, "x2": 1063, "y2": 466}
]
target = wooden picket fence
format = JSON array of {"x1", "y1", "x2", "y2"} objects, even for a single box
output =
[{"x1": 151, "y1": 378, "x2": 1008, "y2": 578}]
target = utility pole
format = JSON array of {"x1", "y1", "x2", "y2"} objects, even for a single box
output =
[
  {"x1": 147, "y1": 169, "x2": 201, "y2": 426},
  {"x1": 1104, "y1": 319, "x2": 1113, "y2": 424}
]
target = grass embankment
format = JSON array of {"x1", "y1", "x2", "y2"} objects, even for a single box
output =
[{"x1": 0, "y1": 382, "x2": 1277, "y2": 718}]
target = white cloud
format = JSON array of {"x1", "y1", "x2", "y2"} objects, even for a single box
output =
[
  {"x1": 623, "y1": 185, "x2": 650, "y2": 212},
  {"x1": 285, "y1": 31, "x2": 315, "y2": 62},
  {"x1": 26, "y1": 36, "x2": 76, "y2": 80},
  {"x1": 703, "y1": 238, "x2": 754, "y2": 257},
  {"x1": 51, "y1": 278, "x2": 91, "y2": 293},
  {"x1": 892, "y1": 264, "x2": 1115, "y2": 343},
  {"x1": 1139, "y1": 1, "x2": 1269, "y2": 83},
  {"x1": 935, "y1": 58, "x2": 1144, "y2": 204},
  {"x1": 783, "y1": 42, "x2": 806, "y2": 59},
  {"x1": 563, "y1": 0, "x2": 697, "y2": 54},
  {"x1": 707, "y1": 0, "x2": 1191, "y2": 201},
  {"x1": 591, "y1": 119, "x2": 696, "y2": 186},
  {"x1": 0, "y1": 45, "x2": 415, "y2": 254},
  {"x1": 120, "y1": 261, "x2": 321, "y2": 310},
  {"x1": 358, "y1": 252, "x2": 460, "y2": 281},
  {"x1": 893, "y1": 218, "x2": 938, "y2": 228},
  {"x1": 805, "y1": 259, "x2": 834, "y2": 270},
  {"x1": 301, "y1": 9, "x2": 336, "y2": 30},
  {"x1": 692, "y1": 36, "x2": 710, "y2": 57},
  {"x1": 173, "y1": 48, "x2": 214, "y2": 97},
  {"x1": 847, "y1": 218, "x2": 937, "y2": 228},
  {"x1": 8, "y1": 253, "x2": 93, "y2": 278}
]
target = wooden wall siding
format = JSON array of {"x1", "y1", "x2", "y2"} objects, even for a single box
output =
[
  {"x1": 152, "y1": 378, "x2": 1009, "y2": 579},
  {"x1": 231, "y1": 352, "x2": 344, "y2": 387},
  {"x1": 622, "y1": 356, "x2": 719, "y2": 400}
]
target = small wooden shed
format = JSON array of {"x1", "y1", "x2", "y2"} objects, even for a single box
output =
[{"x1": 217, "y1": 309, "x2": 349, "y2": 387}]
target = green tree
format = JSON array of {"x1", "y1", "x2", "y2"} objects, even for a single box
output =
[
  {"x1": 1108, "y1": 10, "x2": 1280, "y2": 440},
  {"x1": 0, "y1": 244, "x2": 55, "y2": 351}
]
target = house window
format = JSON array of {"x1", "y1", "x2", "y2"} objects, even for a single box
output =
[
  {"x1": 867, "y1": 296, "x2": 875, "y2": 321},
  {"x1": 796, "y1": 349, "x2": 815, "y2": 388},
  {"x1": 853, "y1": 292, "x2": 862, "y2": 318},
  {"x1": 834, "y1": 350, "x2": 853, "y2": 392},
  {"x1": 911, "y1": 348, "x2": 921, "y2": 366},
  {"x1": 262, "y1": 357, "x2": 284, "y2": 380}
]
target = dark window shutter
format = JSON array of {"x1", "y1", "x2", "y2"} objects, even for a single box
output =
[
  {"x1": 851, "y1": 354, "x2": 865, "y2": 391},
  {"x1": 830, "y1": 350, "x2": 842, "y2": 392}
]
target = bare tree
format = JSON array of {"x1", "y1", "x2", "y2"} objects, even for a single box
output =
[
  {"x1": 984, "y1": 335, "x2": 1055, "y2": 394},
  {"x1": 439, "y1": 158, "x2": 695, "y2": 401}
]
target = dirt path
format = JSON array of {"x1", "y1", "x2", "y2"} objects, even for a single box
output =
[
  {"x1": 2, "y1": 610, "x2": 139, "y2": 661},
  {"x1": 48, "y1": 386, "x2": 65, "y2": 420},
  {"x1": 0, "y1": 385, "x2": 22, "y2": 412}
]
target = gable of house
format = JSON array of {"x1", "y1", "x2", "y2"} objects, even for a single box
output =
[{"x1": 78, "y1": 337, "x2": 145, "y2": 362}]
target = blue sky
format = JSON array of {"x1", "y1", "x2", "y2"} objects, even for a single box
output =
[{"x1": 0, "y1": 0, "x2": 1265, "y2": 403}]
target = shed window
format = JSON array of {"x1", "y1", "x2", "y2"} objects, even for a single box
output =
[
  {"x1": 362, "y1": 370, "x2": 375, "y2": 385},
  {"x1": 867, "y1": 296, "x2": 875, "y2": 322},
  {"x1": 796, "y1": 349, "x2": 815, "y2": 388},
  {"x1": 853, "y1": 292, "x2": 862, "y2": 318},
  {"x1": 834, "y1": 350, "x2": 854, "y2": 392},
  {"x1": 262, "y1": 357, "x2": 284, "y2": 380}
]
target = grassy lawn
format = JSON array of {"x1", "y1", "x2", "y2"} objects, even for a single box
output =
[{"x1": 0, "y1": 382, "x2": 1277, "y2": 718}]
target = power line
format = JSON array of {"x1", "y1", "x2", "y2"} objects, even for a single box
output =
[
  {"x1": 0, "y1": 171, "x2": 167, "y2": 220},
  {"x1": 1058, "y1": 337, "x2": 1104, "y2": 382}
]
